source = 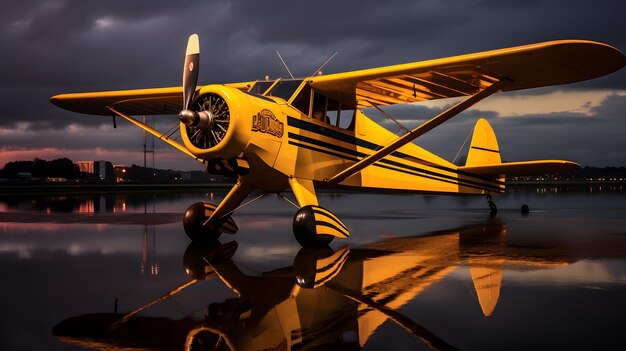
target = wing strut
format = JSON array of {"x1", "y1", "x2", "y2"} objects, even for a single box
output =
[
  {"x1": 107, "y1": 106, "x2": 203, "y2": 163},
  {"x1": 327, "y1": 79, "x2": 507, "y2": 183}
]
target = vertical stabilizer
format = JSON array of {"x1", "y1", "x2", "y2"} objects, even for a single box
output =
[{"x1": 465, "y1": 118, "x2": 501, "y2": 167}]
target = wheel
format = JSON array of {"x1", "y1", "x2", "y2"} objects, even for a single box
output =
[
  {"x1": 183, "y1": 202, "x2": 222, "y2": 240},
  {"x1": 293, "y1": 206, "x2": 334, "y2": 248},
  {"x1": 521, "y1": 204, "x2": 530, "y2": 214}
]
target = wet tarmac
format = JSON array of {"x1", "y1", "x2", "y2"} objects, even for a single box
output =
[{"x1": 1, "y1": 186, "x2": 625, "y2": 350}]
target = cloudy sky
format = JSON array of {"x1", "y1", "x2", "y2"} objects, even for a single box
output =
[{"x1": 1, "y1": 0, "x2": 626, "y2": 170}]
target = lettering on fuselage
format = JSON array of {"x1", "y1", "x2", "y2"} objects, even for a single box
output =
[{"x1": 252, "y1": 109, "x2": 284, "y2": 138}]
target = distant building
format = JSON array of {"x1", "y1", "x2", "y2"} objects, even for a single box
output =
[
  {"x1": 76, "y1": 161, "x2": 94, "y2": 174},
  {"x1": 113, "y1": 164, "x2": 127, "y2": 183},
  {"x1": 76, "y1": 160, "x2": 114, "y2": 181}
]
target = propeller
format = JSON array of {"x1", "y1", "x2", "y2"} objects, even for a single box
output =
[
  {"x1": 179, "y1": 34, "x2": 212, "y2": 128},
  {"x1": 183, "y1": 34, "x2": 199, "y2": 110},
  {"x1": 178, "y1": 34, "x2": 231, "y2": 149}
]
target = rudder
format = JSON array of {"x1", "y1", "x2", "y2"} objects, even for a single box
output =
[{"x1": 465, "y1": 118, "x2": 501, "y2": 167}]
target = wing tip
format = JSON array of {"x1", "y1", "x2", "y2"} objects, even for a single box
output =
[
  {"x1": 49, "y1": 94, "x2": 67, "y2": 109},
  {"x1": 553, "y1": 40, "x2": 626, "y2": 75}
]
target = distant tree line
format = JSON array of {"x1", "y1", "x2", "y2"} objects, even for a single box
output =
[
  {"x1": 122, "y1": 164, "x2": 203, "y2": 183},
  {"x1": 507, "y1": 166, "x2": 626, "y2": 181},
  {"x1": 0, "y1": 157, "x2": 223, "y2": 183},
  {"x1": 571, "y1": 167, "x2": 626, "y2": 179},
  {"x1": 0, "y1": 158, "x2": 80, "y2": 179},
  {"x1": 2, "y1": 158, "x2": 625, "y2": 183},
  {"x1": 120, "y1": 165, "x2": 221, "y2": 183}
]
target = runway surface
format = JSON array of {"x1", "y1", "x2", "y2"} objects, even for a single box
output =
[{"x1": 1, "y1": 185, "x2": 625, "y2": 350}]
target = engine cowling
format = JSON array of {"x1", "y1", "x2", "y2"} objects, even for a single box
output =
[{"x1": 180, "y1": 85, "x2": 253, "y2": 160}]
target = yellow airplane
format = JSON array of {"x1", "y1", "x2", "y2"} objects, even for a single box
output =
[{"x1": 51, "y1": 34, "x2": 626, "y2": 247}]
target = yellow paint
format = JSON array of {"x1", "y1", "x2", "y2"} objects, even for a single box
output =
[{"x1": 466, "y1": 118, "x2": 501, "y2": 167}]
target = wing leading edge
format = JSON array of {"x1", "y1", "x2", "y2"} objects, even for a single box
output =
[
  {"x1": 51, "y1": 86, "x2": 183, "y2": 116},
  {"x1": 50, "y1": 82, "x2": 253, "y2": 116}
]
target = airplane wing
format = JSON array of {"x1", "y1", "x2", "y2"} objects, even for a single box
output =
[
  {"x1": 325, "y1": 41, "x2": 624, "y2": 183},
  {"x1": 51, "y1": 86, "x2": 183, "y2": 116},
  {"x1": 50, "y1": 82, "x2": 253, "y2": 116},
  {"x1": 309, "y1": 40, "x2": 626, "y2": 107},
  {"x1": 52, "y1": 41, "x2": 625, "y2": 115}
]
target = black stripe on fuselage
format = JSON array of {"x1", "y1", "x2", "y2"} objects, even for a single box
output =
[
  {"x1": 287, "y1": 116, "x2": 504, "y2": 186},
  {"x1": 288, "y1": 140, "x2": 502, "y2": 193},
  {"x1": 287, "y1": 131, "x2": 504, "y2": 193},
  {"x1": 288, "y1": 132, "x2": 502, "y2": 191}
]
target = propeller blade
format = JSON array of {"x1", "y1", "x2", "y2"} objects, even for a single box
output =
[{"x1": 182, "y1": 34, "x2": 200, "y2": 110}]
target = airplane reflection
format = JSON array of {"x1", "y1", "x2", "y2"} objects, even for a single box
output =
[{"x1": 53, "y1": 218, "x2": 573, "y2": 351}]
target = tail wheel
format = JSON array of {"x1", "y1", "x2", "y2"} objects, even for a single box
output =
[
  {"x1": 185, "y1": 93, "x2": 231, "y2": 149},
  {"x1": 489, "y1": 201, "x2": 497, "y2": 215}
]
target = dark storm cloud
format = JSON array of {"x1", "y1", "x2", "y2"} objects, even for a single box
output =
[
  {"x1": 385, "y1": 94, "x2": 626, "y2": 166},
  {"x1": 1, "y1": 0, "x2": 625, "y2": 167}
]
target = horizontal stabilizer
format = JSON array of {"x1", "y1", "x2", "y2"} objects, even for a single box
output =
[{"x1": 460, "y1": 160, "x2": 579, "y2": 177}]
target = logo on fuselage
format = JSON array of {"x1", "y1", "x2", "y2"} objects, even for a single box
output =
[{"x1": 252, "y1": 109, "x2": 284, "y2": 138}]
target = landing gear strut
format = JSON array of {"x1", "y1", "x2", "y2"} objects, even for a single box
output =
[{"x1": 486, "y1": 194, "x2": 497, "y2": 216}]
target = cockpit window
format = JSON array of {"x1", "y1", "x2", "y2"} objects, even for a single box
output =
[
  {"x1": 265, "y1": 79, "x2": 303, "y2": 100},
  {"x1": 291, "y1": 86, "x2": 356, "y2": 130},
  {"x1": 312, "y1": 91, "x2": 327, "y2": 122},
  {"x1": 310, "y1": 91, "x2": 355, "y2": 130},
  {"x1": 249, "y1": 80, "x2": 275, "y2": 95},
  {"x1": 291, "y1": 84, "x2": 312, "y2": 115}
]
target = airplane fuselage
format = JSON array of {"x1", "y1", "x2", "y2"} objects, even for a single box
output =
[{"x1": 225, "y1": 83, "x2": 505, "y2": 196}]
